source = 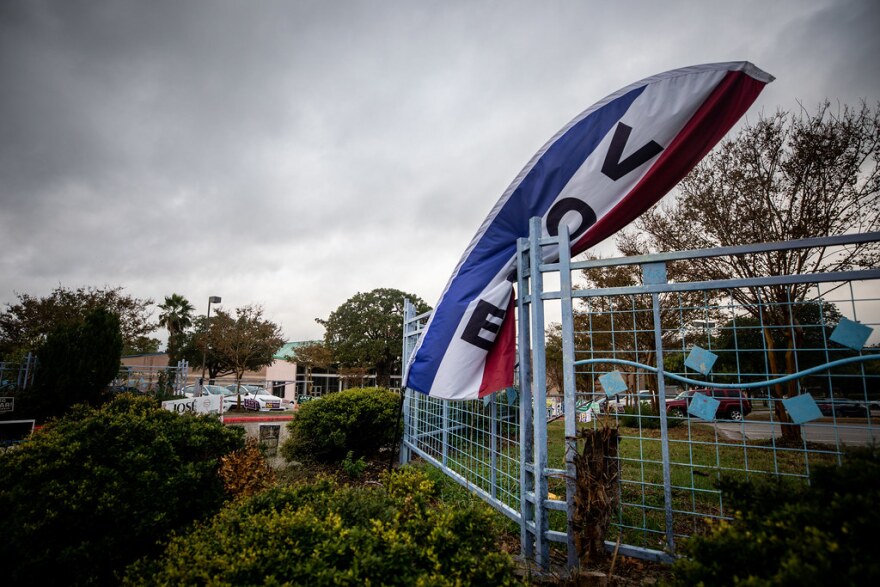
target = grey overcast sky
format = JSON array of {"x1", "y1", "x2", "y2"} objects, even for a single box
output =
[{"x1": 1, "y1": 0, "x2": 878, "y2": 345}]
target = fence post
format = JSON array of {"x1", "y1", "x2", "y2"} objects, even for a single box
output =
[
  {"x1": 400, "y1": 299, "x2": 416, "y2": 465},
  {"x1": 643, "y1": 262, "x2": 676, "y2": 555},
  {"x1": 557, "y1": 224, "x2": 580, "y2": 568},
  {"x1": 19, "y1": 352, "x2": 36, "y2": 389},
  {"x1": 175, "y1": 360, "x2": 189, "y2": 394},
  {"x1": 528, "y1": 216, "x2": 550, "y2": 569},
  {"x1": 442, "y1": 400, "x2": 449, "y2": 467},
  {"x1": 490, "y1": 393, "x2": 498, "y2": 499},
  {"x1": 517, "y1": 231, "x2": 536, "y2": 562}
]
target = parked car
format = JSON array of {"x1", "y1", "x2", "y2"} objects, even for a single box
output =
[
  {"x1": 225, "y1": 384, "x2": 284, "y2": 411},
  {"x1": 813, "y1": 397, "x2": 868, "y2": 418},
  {"x1": 226, "y1": 384, "x2": 265, "y2": 395},
  {"x1": 183, "y1": 384, "x2": 239, "y2": 412},
  {"x1": 666, "y1": 388, "x2": 752, "y2": 421},
  {"x1": 605, "y1": 390, "x2": 654, "y2": 413}
]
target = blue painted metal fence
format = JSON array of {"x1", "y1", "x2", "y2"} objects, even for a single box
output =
[{"x1": 402, "y1": 221, "x2": 880, "y2": 570}]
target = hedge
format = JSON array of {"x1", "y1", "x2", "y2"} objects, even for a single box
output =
[
  {"x1": 669, "y1": 448, "x2": 880, "y2": 585},
  {"x1": 123, "y1": 467, "x2": 520, "y2": 586},
  {"x1": 281, "y1": 387, "x2": 401, "y2": 463},
  {"x1": 0, "y1": 394, "x2": 245, "y2": 586}
]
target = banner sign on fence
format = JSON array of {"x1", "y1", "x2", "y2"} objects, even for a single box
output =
[
  {"x1": 405, "y1": 62, "x2": 773, "y2": 400},
  {"x1": 161, "y1": 394, "x2": 222, "y2": 415},
  {"x1": 0, "y1": 419, "x2": 34, "y2": 446},
  {"x1": 0, "y1": 397, "x2": 13, "y2": 413}
]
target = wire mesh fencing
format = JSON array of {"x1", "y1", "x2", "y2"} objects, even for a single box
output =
[{"x1": 402, "y1": 222, "x2": 880, "y2": 569}]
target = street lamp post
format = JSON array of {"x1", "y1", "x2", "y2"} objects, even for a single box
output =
[{"x1": 198, "y1": 296, "x2": 222, "y2": 395}]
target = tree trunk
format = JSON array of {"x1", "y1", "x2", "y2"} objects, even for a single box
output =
[
  {"x1": 762, "y1": 325, "x2": 801, "y2": 444},
  {"x1": 376, "y1": 361, "x2": 392, "y2": 388}
]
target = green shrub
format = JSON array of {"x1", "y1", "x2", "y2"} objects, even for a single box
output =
[
  {"x1": 667, "y1": 448, "x2": 880, "y2": 586},
  {"x1": 0, "y1": 394, "x2": 245, "y2": 586},
  {"x1": 617, "y1": 403, "x2": 683, "y2": 429},
  {"x1": 281, "y1": 387, "x2": 401, "y2": 463},
  {"x1": 341, "y1": 449, "x2": 367, "y2": 479},
  {"x1": 123, "y1": 467, "x2": 520, "y2": 586}
]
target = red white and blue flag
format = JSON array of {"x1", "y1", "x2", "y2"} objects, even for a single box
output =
[{"x1": 405, "y1": 62, "x2": 773, "y2": 400}]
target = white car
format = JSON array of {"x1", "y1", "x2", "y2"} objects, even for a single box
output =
[
  {"x1": 605, "y1": 390, "x2": 654, "y2": 412},
  {"x1": 225, "y1": 384, "x2": 284, "y2": 411},
  {"x1": 183, "y1": 384, "x2": 238, "y2": 412}
]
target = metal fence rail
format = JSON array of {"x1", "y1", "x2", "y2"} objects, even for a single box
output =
[
  {"x1": 112, "y1": 361, "x2": 189, "y2": 394},
  {"x1": 402, "y1": 221, "x2": 880, "y2": 570},
  {"x1": 0, "y1": 353, "x2": 38, "y2": 390}
]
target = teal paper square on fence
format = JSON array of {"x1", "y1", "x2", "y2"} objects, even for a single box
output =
[
  {"x1": 600, "y1": 371, "x2": 628, "y2": 398},
  {"x1": 687, "y1": 392, "x2": 720, "y2": 421},
  {"x1": 829, "y1": 318, "x2": 872, "y2": 351},
  {"x1": 685, "y1": 346, "x2": 718, "y2": 375},
  {"x1": 506, "y1": 388, "x2": 517, "y2": 405},
  {"x1": 483, "y1": 394, "x2": 492, "y2": 407},
  {"x1": 782, "y1": 394, "x2": 823, "y2": 425}
]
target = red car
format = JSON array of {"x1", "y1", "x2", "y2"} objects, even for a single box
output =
[{"x1": 666, "y1": 388, "x2": 752, "y2": 421}]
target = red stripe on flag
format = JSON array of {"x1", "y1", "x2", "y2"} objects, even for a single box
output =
[
  {"x1": 572, "y1": 70, "x2": 768, "y2": 256},
  {"x1": 478, "y1": 291, "x2": 516, "y2": 397}
]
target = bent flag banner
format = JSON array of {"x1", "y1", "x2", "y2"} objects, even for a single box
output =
[{"x1": 405, "y1": 62, "x2": 773, "y2": 400}]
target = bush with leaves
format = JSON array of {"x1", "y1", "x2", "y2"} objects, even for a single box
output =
[
  {"x1": 281, "y1": 387, "x2": 401, "y2": 463},
  {"x1": 341, "y1": 449, "x2": 367, "y2": 479},
  {"x1": 21, "y1": 306, "x2": 123, "y2": 420},
  {"x1": 617, "y1": 404, "x2": 683, "y2": 429},
  {"x1": 218, "y1": 437, "x2": 277, "y2": 498},
  {"x1": 123, "y1": 467, "x2": 519, "y2": 586},
  {"x1": 0, "y1": 394, "x2": 245, "y2": 586},
  {"x1": 668, "y1": 448, "x2": 880, "y2": 586}
]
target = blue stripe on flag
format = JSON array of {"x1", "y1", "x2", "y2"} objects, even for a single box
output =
[{"x1": 408, "y1": 84, "x2": 646, "y2": 394}]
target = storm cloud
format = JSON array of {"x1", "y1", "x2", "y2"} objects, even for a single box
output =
[{"x1": 1, "y1": 0, "x2": 878, "y2": 342}]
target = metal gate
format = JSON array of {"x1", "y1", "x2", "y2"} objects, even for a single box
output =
[{"x1": 402, "y1": 218, "x2": 880, "y2": 569}]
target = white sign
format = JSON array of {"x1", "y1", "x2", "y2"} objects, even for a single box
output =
[{"x1": 161, "y1": 394, "x2": 222, "y2": 415}]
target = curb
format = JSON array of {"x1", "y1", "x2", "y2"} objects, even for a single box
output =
[{"x1": 222, "y1": 415, "x2": 294, "y2": 424}]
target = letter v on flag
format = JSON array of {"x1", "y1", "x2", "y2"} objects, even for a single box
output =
[{"x1": 405, "y1": 62, "x2": 773, "y2": 400}]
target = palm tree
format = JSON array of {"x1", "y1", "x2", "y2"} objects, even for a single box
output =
[{"x1": 158, "y1": 294, "x2": 195, "y2": 361}]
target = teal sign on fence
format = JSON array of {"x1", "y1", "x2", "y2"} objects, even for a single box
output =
[
  {"x1": 600, "y1": 371, "x2": 628, "y2": 397},
  {"x1": 688, "y1": 392, "x2": 720, "y2": 421},
  {"x1": 830, "y1": 318, "x2": 872, "y2": 351},
  {"x1": 685, "y1": 346, "x2": 718, "y2": 375},
  {"x1": 783, "y1": 394, "x2": 823, "y2": 425}
]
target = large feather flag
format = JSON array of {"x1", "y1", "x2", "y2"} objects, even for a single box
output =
[{"x1": 405, "y1": 62, "x2": 773, "y2": 400}]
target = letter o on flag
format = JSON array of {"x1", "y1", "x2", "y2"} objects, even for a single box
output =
[{"x1": 546, "y1": 197, "x2": 597, "y2": 240}]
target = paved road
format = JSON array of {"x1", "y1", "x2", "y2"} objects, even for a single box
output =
[{"x1": 713, "y1": 418, "x2": 880, "y2": 446}]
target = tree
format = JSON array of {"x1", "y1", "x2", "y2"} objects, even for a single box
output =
[
  {"x1": 318, "y1": 288, "x2": 430, "y2": 388},
  {"x1": 158, "y1": 293, "x2": 195, "y2": 363},
  {"x1": 289, "y1": 341, "x2": 334, "y2": 395},
  {"x1": 183, "y1": 305, "x2": 284, "y2": 381},
  {"x1": 619, "y1": 101, "x2": 880, "y2": 441},
  {"x1": 0, "y1": 285, "x2": 158, "y2": 360},
  {"x1": 545, "y1": 257, "x2": 707, "y2": 408},
  {"x1": 24, "y1": 307, "x2": 123, "y2": 420},
  {"x1": 714, "y1": 302, "x2": 844, "y2": 382}
]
